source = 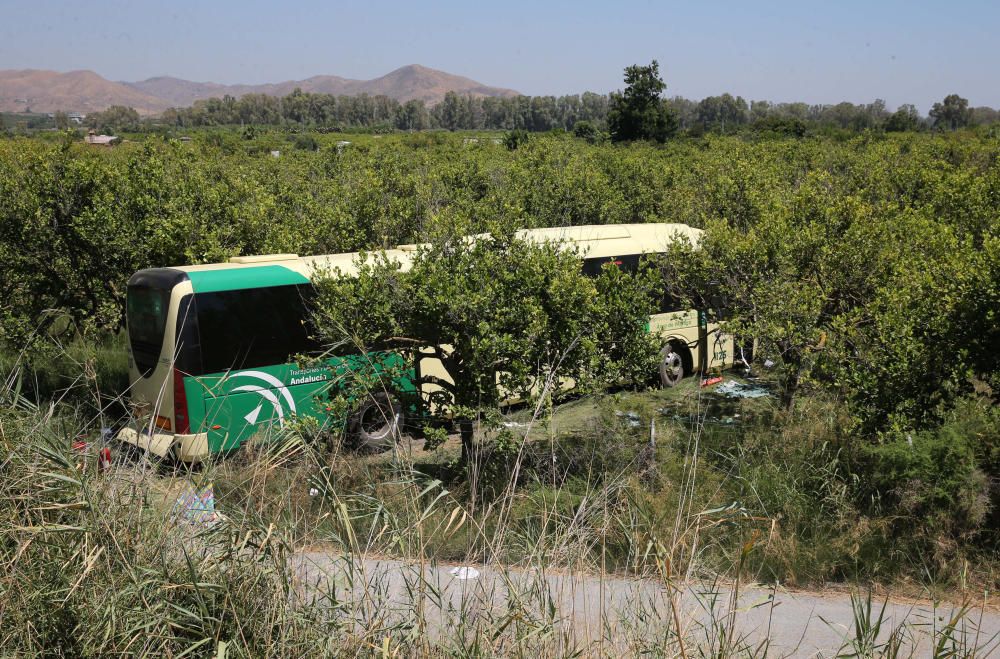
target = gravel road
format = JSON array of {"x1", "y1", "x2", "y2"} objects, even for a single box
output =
[{"x1": 294, "y1": 552, "x2": 1000, "y2": 657}]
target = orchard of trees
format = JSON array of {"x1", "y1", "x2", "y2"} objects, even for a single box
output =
[
  {"x1": 1, "y1": 59, "x2": 999, "y2": 584},
  {"x1": 2, "y1": 129, "x2": 997, "y2": 424}
]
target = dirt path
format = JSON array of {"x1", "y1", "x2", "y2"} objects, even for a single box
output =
[{"x1": 294, "y1": 552, "x2": 1000, "y2": 657}]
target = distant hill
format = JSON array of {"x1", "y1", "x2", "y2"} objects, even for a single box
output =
[
  {"x1": 0, "y1": 65, "x2": 520, "y2": 114},
  {"x1": 0, "y1": 69, "x2": 170, "y2": 114}
]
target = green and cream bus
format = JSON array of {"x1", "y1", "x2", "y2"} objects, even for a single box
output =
[{"x1": 118, "y1": 223, "x2": 733, "y2": 462}]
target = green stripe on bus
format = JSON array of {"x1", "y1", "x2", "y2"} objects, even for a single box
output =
[{"x1": 187, "y1": 265, "x2": 309, "y2": 293}]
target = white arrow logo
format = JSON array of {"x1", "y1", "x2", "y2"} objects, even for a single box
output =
[
  {"x1": 244, "y1": 403, "x2": 262, "y2": 425},
  {"x1": 228, "y1": 370, "x2": 297, "y2": 427}
]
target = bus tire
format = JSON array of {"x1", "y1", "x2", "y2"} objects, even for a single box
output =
[
  {"x1": 659, "y1": 342, "x2": 690, "y2": 388},
  {"x1": 349, "y1": 392, "x2": 404, "y2": 452}
]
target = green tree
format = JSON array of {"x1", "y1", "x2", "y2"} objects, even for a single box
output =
[
  {"x1": 435, "y1": 92, "x2": 467, "y2": 131},
  {"x1": 607, "y1": 60, "x2": 677, "y2": 143},
  {"x1": 884, "y1": 104, "x2": 921, "y2": 132},
  {"x1": 86, "y1": 105, "x2": 141, "y2": 133},
  {"x1": 311, "y1": 227, "x2": 658, "y2": 460},
  {"x1": 395, "y1": 99, "x2": 429, "y2": 130},
  {"x1": 929, "y1": 94, "x2": 971, "y2": 130},
  {"x1": 695, "y1": 94, "x2": 749, "y2": 133}
]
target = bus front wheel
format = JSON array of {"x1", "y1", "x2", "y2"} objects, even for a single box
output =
[
  {"x1": 349, "y1": 392, "x2": 404, "y2": 452},
  {"x1": 659, "y1": 343, "x2": 689, "y2": 388}
]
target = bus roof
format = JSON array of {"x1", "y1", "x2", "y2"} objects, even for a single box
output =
[{"x1": 166, "y1": 223, "x2": 702, "y2": 285}]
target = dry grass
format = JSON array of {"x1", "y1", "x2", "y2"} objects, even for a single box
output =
[{"x1": 2, "y1": 349, "x2": 998, "y2": 657}]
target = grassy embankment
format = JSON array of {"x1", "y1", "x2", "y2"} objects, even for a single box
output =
[{"x1": 2, "y1": 343, "x2": 999, "y2": 656}]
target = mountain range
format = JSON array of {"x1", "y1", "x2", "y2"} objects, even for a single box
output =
[{"x1": 0, "y1": 64, "x2": 521, "y2": 114}]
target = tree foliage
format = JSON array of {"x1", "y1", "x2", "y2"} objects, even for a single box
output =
[
  {"x1": 930, "y1": 94, "x2": 972, "y2": 130},
  {"x1": 607, "y1": 60, "x2": 678, "y2": 142},
  {"x1": 85, "y1": 105, "x2": 142, "y2": 133},
  {"x1": 0, "y1": 129, "x2": 997, "y2": 438},
  {"x1": 659, "y1": 140, "x2": 1000, "y2": 431},
  {"x1": 884, "y1": 104, "x2": 921, "y2": 132},
  {"x1": 310, "y1": 226, "x2": 658, "y2": 454}
]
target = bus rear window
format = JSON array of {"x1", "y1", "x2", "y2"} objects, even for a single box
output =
[
  {"x1": 127, "y1": 286, "x2": 170, "y2": 377},
  {"x1": 194, "y1": 284, "x2": 319, "y2": 375}
]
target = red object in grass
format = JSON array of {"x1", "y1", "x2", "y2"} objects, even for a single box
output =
[
  {"x1": 701, "y1": 376, "x2": 724, "y2": 387},
  {"x1": 72, "y1": 440, "x2": 89, "y2": 452},
  {"x1": 97, "y1": 447, "x2": 112, "y2": 471}
]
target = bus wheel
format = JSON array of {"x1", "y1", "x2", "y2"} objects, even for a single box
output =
[
  {"x1": 349, "y1": 393, "x2": 404, "y2": 452},
  {"x1": 659, "y1": 343, "x2": 688, "y2": 388}
]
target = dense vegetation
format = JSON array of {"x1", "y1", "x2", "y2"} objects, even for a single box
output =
[
  {"x1": 2, "y1": 122, "x2": 1000, "y2": 655},
  {"x1": 7, "y1": 63, "x2": 997, "y2": 137},
  {"x1": 66, "y1": 89, "x2": 1000, "y2": 136}
]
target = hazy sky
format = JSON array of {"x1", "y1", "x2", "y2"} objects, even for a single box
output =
[{"x1": 2, "y1": 0, "x2": 998, "y2": 112}]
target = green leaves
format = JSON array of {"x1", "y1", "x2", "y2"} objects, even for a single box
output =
[
  {"x1": 608, "y1": 60, "x2": 678, "y2": 143},
  {"x1": 1, "y1": 130, "x2": 996, "y2": 436},
  {"x1": 659, "y1": 134, "x2": 999, "y2": 430},
  {"x1": 311, "y1": 231, "x2": 658, "y2": 437}
]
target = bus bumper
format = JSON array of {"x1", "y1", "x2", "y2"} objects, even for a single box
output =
[{"x1": 116, "y1": 426, "x2": 210, "y2": 463}]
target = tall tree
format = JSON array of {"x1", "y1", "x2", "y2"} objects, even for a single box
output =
[
  {"x1": 884, "y1": 104, "x2": 921, "y2": 132},
  {"x1": 696, "y1": 94, "x2": 749, "y2": 133},
  {"x1": 930, "y1": 94, "x2": 972, "y2": 130},
  {"x1": 86, "y1": 106, "x2": 141, "y2": 133},
  {"x1": 607, "y1": 60, "x2": 677, "y2": 143}
]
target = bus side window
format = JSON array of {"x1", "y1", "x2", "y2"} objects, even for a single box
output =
[
  {"x1": 641, "y1": 253, "x2": 686, "y2": 313},
  {"x1": 193, "y1": 284, "x2": 320, "y2": 375},
  {"x1": 658, "y1": 291, "x2": 683, "y2": 314}
]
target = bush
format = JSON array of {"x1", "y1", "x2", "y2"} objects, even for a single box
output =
[
  {"x1": 503, "y1": 129, "x2": 531, "y2": 150},
  {"x1": 750, "y1": 115, "x2": 807, "y2": 137},
  {"x1": 853, "y1": 396, "x2": 999, "y2": 549}
]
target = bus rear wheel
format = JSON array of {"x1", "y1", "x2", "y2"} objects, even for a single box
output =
[
  {"x1": 659, "y1": 342, "x2": 689, "y2": 388},
  {"x1": 349, "y1": 392, "x2": 404, "y2": 452}
]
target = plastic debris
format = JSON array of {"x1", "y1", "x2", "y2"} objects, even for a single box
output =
[
  {"x1": 715, "y1": 380, "x2": 771, "y2": 399},
  {"x1": 449, "y1": 566, "x2": 480, "y2": 580},
  {"x1": 501, "y1": 421, "x2": 527, "y2": 429},
  {"x1": 701, "y1": 376, "x2": 724, "y2": 387},
  {"x1": 97, "y1": 447, "x2": 112, "y2": 471},
  {"x1": 309, "y1": 487, "x2": 320, "y2": 497},
  {"x1": 173, "y1": 482, "x2": 218, "y2": 525},
  {"x1": 763, "y1": 359, "x2": 775, "y2": 368},
  {"x1": 614, "y1": 410, "x2": 642, "y2": 427},
  {"x1": 661, "y1": 410, "x2": 744, "y2": 427}
]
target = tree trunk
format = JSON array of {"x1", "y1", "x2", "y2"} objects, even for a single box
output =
[
  {"x1": 459, "y1": 418, "x2": 475, "y2": 464},
  {"x1": 458, "y1": 418, "x2": 480, "y2": 506},
  {"x1": 781, "y1": 365, "x2": 800, "y2": 411}
]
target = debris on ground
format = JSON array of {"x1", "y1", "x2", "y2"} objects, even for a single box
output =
[
  {"x1": 97, "y1": 447, "x2": 112, "y2": 471},
  {"x1": 173, "y1": 482, "x2": 218, "y2": 525},
  {"x1": 614, "y1": 410, "x2": 642, "y2": 427},
  {"x1": 715, "y1": 380, "x2": 771, "y2": 399},
  {"x1": 701, "y1": 376, "x2": 724, "y2": 387},
  {"x1": 449, "y1": 566, "x2": 480, "y2": 580}
]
